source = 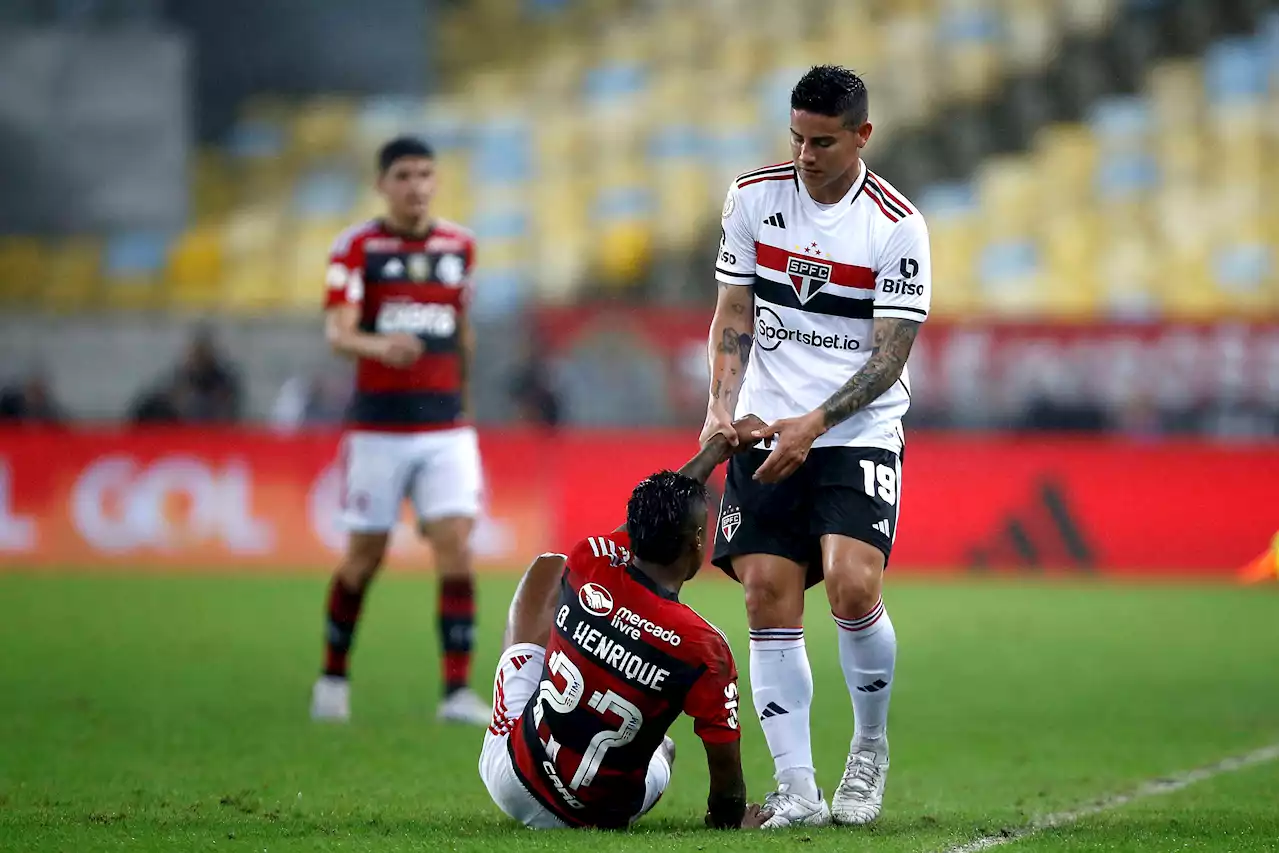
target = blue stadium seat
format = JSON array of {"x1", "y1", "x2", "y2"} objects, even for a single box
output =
[
  {"x1": 583, "y1": 61, "x2": 648, "y2": 103},
  {"x1": 471, "y1": 118, "x2": 532, "y2": 185},
  {"x1": 104, "y1": 230, "x2": 169, "y2": 277},
  {"x1": 1203, "y1": 36, "x2": 1269, "y2": 103},
  {"x1": 1087, "y1": 95, "x2": 1153, "y2": 146},
  {"x1": 225, "y1": 119, "x2": 285, "y2": 160},
  {"x1": 292, "y1": 169, "x2": 357, "y2": 219}
]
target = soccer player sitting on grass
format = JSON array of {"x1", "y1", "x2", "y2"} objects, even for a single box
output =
[{"x1": 478, "y1": 417, "x2": 771, "y2": 830}]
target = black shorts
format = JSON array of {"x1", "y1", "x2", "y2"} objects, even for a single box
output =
[{"x1": 712, "y1": 445, "x2": 902, "y2": 589}]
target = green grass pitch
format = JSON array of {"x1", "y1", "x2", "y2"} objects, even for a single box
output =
[{"x1": 0, "y1": 571, "x2": 1274, "y2": 852}]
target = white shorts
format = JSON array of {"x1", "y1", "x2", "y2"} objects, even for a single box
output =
[
  {"x1": 477, "y1": 643, "x2": 672, "y2": 830},
  {"x1": 340, "y1": 427, "x2": 482, "y2": 532}
]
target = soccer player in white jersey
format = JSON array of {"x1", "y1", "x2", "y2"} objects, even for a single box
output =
[{"x1": 700, "y1": 66, "x2": 931, "y2": 828}]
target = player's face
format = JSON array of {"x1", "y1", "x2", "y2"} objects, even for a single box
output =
[
  {"x1": 377, "y1": 156, "x2": 436, "y2": 222},
  {"x1": 789, "y1": 109, "x2": 872, "y2": 194}
]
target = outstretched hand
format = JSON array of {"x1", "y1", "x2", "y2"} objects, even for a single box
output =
[
  {"x1": 750, "y1": 411, "x2": 825, "y2": 484},
  {"x1": 703, "y1": 414, "x2": 768, "y2": 464}
]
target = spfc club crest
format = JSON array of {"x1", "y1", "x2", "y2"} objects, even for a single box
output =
[
  {"x1": 720, "y1": 506, "x2": 742, "y2": 542},
  {"x1": 786, "y1": 256, "x2": 832, "y2": 303}
]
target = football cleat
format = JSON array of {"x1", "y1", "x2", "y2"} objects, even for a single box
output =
[
  {"x1": 436, "y1": 687, "x2": 493, "y2": 726},
  {"x1": 761, "y1": 783, "x2": 832, "y2": 828},
  {"x1": 831, "y1": 737, "x2": 889, "y2": 825},
  {"x1": 310, "y1": 675, "x2": 351, "y2": 722}
]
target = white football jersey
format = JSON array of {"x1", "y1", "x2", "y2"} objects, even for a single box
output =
[{"x1": 715, "y1": 159, "x2": 931, "y2": 452}]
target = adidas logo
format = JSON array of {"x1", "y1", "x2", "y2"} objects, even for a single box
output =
[
  {"x1": 872, "y1": 519, "x2": 891, "y2": 537},
  {"x1": 762, "y1": 212, "x2": 786, "y2": 228},
  {"x1": 856, "y1": 679, "x2": 889, "y2": 694},
  {"x1": 759, "y1": 702, "x2": 788, "y2": 720}
]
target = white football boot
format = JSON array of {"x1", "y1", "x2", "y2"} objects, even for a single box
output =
[
  {"x1": 436, "y1": 688, "x2": 493, "y2": 725},
  {"x1": 831, "y1": 736, "x2": 889, "y2": 825},
  {"x1": 761, "y1": 783, "x2": 832, "y2": 829},
  {"x1": 310, "y1": 675, "x2": 351, "y2": 722}
]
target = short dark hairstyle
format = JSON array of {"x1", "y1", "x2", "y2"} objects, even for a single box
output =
[
  {"x1": 625, "y1": 470, "x2": 709, "y2": 566},
  {"x1": 377, "y1": 136, "x2": 434, "y2": 173},
  {"x1": 790, "y1": 65, "x2": 868, "y2": 128}
]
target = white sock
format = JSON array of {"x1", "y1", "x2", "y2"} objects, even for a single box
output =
[
  {"x1": 833, "y1": 599, "x2": 896, "y2": 745},
  {"x1": 749, "y1": 628, "x2": 819, "y2": 801}
]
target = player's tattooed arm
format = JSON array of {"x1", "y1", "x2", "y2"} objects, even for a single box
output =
[
  {"x1": 818, "y1": 317, "x2": 920, "y2": 430},
  {"x1": 703, "y1": 284, "x2": 754, "y2": 447},
  {"x1": 708, "y1": 284, "x2": 754, "y2": 406}
]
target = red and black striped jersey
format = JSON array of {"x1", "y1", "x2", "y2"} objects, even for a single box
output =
[
  {"x1": 509, "y1": 532, "x2": 740, "y2": 828},
  {"x1": 324, "y1": 218, "x2": 476, "y2": 431}
]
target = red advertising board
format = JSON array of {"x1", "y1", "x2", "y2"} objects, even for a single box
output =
[{"x1": 0, "y1": 428, "x2": 1273, "y2": 576}]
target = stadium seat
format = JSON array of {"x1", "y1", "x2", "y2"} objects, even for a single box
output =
[
  {"x1": 101, "y1": 230, "x2": 169, "y2": 311},
  {"x1": 0, "y1": 237, "x2": 44, "y2": 306},
  {"x1": 166, "y1": 225, "x2": 225, "y2": 309},
  {"x1": 41, "y1": 238, "x2": 102, "y2": 313},
  {"x1": 290, "y1": 97, "x2": 356, "y2": 161}
]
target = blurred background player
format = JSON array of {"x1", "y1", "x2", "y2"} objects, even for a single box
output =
[
  {"x1": 313, "y1": 136, "x2": 488, "y2": 725},
  {"x1": 480, "y1": 418, "x2": 771, "y2": 830},
  {"x1": 702, "y1": 66, "x2": 930, "y2": 827}
]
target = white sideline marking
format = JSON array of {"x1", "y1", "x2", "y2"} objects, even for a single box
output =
[{"x1": 943, "y1": 744, "x2": 1279, "y2": 853}]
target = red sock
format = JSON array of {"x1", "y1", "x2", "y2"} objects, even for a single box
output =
[
  {"x1": 439, "y1": 577, "x2": 475, "y2": 695},
  {"x1": 323, "y1": 577, "x2": 366, "y2": 678}
]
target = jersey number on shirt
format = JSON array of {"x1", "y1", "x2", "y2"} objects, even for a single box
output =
[{"x1": 532, "y1": 650, "x2": 645, "y2": 789}]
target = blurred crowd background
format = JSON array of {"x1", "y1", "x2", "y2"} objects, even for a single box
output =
[{"x1": 0, "y1": 0, "x2": 1275, "y2": 437}]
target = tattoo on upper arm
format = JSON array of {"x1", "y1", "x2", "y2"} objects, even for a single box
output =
[{"x1": 819, "y1": 318, "x2": 920, "y2": 429}]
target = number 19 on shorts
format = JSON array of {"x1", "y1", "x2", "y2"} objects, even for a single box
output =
[{"x1": 859, "y1": 459, "x2": 898, "y2": 505}]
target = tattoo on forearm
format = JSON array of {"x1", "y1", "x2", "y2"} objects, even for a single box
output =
[{"x1": 820, "y1": 318, "x2": 920, "y2": 429}]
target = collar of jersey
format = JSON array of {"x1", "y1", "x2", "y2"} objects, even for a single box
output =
[
  {"x1": 625, "y1": 561, "x2": 680, "y2": 602},
  {"x1": 799, "y1": 158, "x2": 868, "y2": 209},
  {"x1": 377, "y1": 217, "x2": 436, "y2": 241}
]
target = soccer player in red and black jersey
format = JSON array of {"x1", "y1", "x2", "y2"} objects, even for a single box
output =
[
  {"x1": 479, "y1": 418, "x2": 772, "y2": 830},
  {"x1": 312, "y1": 136, "x2": 489, "y2": 725}
]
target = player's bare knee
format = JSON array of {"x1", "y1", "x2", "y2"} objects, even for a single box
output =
[
  {"x1": 340, "y1": 533, "x2": 388, "y2": 587},
  {"x1": 742, "y1": 573, "x2": 802, "y2": 628},
  {"x1": 424, "y1": 517, "x2": 475, "y2": 577},
  {"x1": 826, "y1": 559, "x2": 883, "y2": 620}
]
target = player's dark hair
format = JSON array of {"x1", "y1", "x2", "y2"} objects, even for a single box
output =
[
  {"x1": 377, "y1": 136, "x2": 434, "y2": 173},
  {"x1": 790, "y1": 65, "x2": 868, "y2": 128},
  {"x1": 625, "y1": 470, "x2": 709, "y2": 566}
]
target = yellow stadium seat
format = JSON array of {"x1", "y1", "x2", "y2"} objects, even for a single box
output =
[
  {"x1": 166, "y1": 225, "x2": 225, "y2": 309},
  {"x1": 0, "y1": 236, "x2": 44, "y2": 306},
  {"x1": 596, "y1": 221, "x2": 653, "y2": 290},
  {"x1": 190, "y1": 148, "x2": 235, "y2": 223},
  {"x1": 222, "y1": 253, "x2": 284, "y2": 315},
  {"x1": 1097, "y1": 234, "x2": 1159, "y2": 317},
  {"x1": 652, "y1": 164, "x2": 711, "y2": 253},
  {"x1": 1146, "y1": 59, "x2": 1205, "y2": 131},
  {"x1": 280, "y1": 223, "x2": 342, "y2": 313},
  {"x1": 977, "y1": 156, "x2": 1040, "y2": 239},
  {"x1": 927, "y1": 221, "x2": 981, "y2": 318},
  {"x1": 1041, "y1": 212, "x2": 1105, "y2": 318},
  {"x1": 432, "y1": 151, "x2": 473, "y2": 226},
  {"x1": 943, "y1": 44, "x2": 1002, "y2": 103},
  {"x1": 1032, "y1": 124, "x2": 1099, "y2": 213},
  {"x1": 1060, "y1": 0, "x2": 1117, "y2": 36},
  {"x1": 291, "y1": 97, "x2": 355, "y2": 161},
  {"x1": 1157, "y1": 256, "x2": 1225, "y2": 319},
  {"x1": 42, "y1": 238, "x2": 101, "y2": 313},
  {"x1": 102, "y1": 272, "x2": 161, "y2": 312}
]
